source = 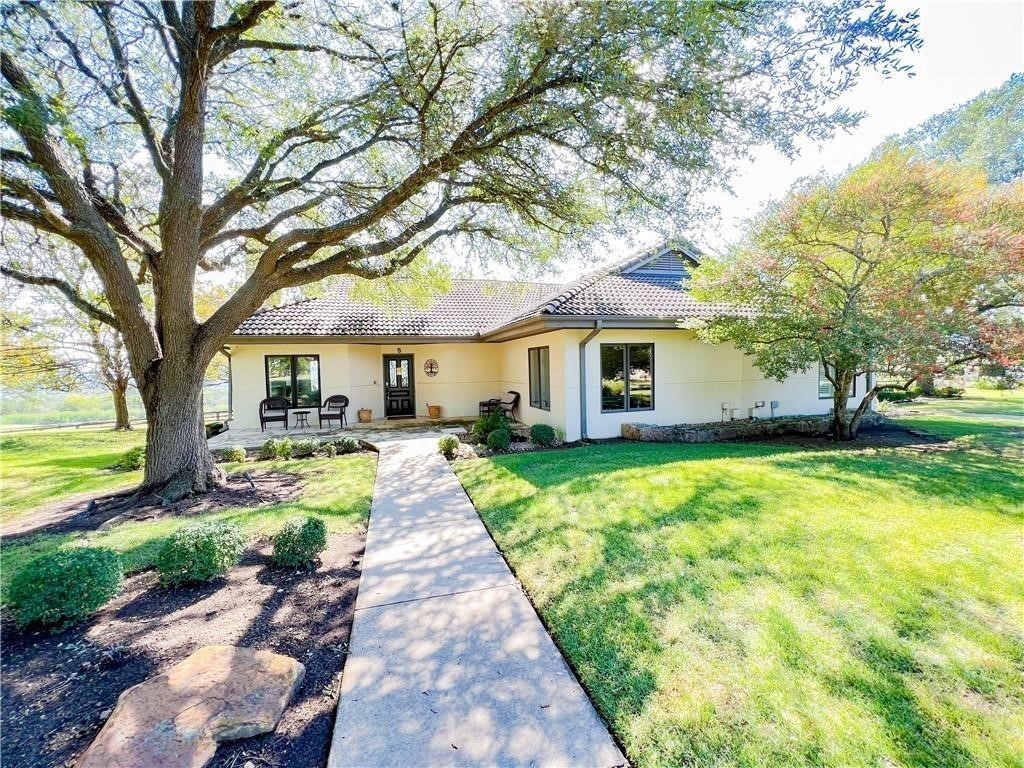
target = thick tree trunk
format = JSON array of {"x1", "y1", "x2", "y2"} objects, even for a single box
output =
[
  {"x1": 830, "y1": 369, "x2": 855, "y2": 440},
  {"x1": 140, "y1": 361, "x2": 221, "y2": 501},
  {"x1": 111, "y1": 382, "x2": 132, "y2": 430},
  {"x1": 918, "y1": 371, "x2": 935, "y2": 395}
]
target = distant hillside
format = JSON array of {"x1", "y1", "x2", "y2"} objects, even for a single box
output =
[{"x1": 884, "y1": 73, "x2": 1023, "y2": 183}]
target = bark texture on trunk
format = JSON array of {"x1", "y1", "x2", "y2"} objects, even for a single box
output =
[
  {"x1": 112, "y1": 382, "x2": 132, "y2": 430},
  {"x1": 140, "y1": 361, "x2": 221, "y2": 501},
  {"x1": 830, "y1": 369, "x2": 856, "y2": 440}
]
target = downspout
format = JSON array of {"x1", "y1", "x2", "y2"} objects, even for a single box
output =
[
  {"x1": 221, "y1": 347, "x2": 233, "y2": 422},
  {"x1": 578, "y1": 320, "x2": 603, "y2": 440}
]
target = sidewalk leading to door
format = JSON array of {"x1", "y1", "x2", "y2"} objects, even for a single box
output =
[{"x1": 328, "y1": 435, "x2": 626, "y2": 768}]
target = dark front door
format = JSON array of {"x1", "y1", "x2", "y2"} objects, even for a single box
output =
[{"x1": 383, "y1": 354, "x2": 415, "y2": 418}]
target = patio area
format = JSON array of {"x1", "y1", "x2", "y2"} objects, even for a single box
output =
[{"x1": 208, "y1": 415, "x2": 474, "y2": 450}]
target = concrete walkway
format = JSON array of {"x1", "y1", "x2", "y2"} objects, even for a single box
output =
[{"x1": 328, "y1": 436, "x2": 626, "y2": 768}]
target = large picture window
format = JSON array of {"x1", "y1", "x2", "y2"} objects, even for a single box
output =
[
  {"x1": 528, "y1": 346, "x2": 551, "y2": 410},
  {"x1": 601, "y1": 344, "x2": 654, "y2": 412},
  {"x1": 265, "y1": 355, "x2": 321, "y2": 407},
  {"x1": 818, "y1": 361, "x2": 855, "y2": 400}
]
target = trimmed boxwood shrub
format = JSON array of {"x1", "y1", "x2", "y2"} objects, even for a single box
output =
[
  {"x1": 487, "y1": 428, "x2": 511, "y2": 451},
  {"x1": 292, "y1": 437, "x2": 320, "y2": 457},
  {"x1": 219, "y1": 445, "x2": 247, "y2": 463},
  {"x1": 529, "y1": 423, "x2": 557, "y2": 447},
  {"x1": 438, "y1": 434, "x2": 460, "y2": 458},
  {"x1": 472, "y1": 411, "x2": 509, "y2": 443},
  {"x1": 113, "y1": 446, "x2": 145, "y2": 471},
  {"x1": 333, "y1": 436, "x2": 360, "y2": 455},
  {"x1": 272, "y1": 515, "x2": 328, "y2": 568},
  {"x1": 7, "y1": 547, "x2": 123, "y2": 629},
  {"x1": 877, "y1": 388, "x2": 919, "y2": 403},
  {"x1": 156, "y1": 522, "x2": 246, "y2": 586}
]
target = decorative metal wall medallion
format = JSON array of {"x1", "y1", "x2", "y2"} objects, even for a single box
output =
[{"x1": 424, "y1": 358, "x2": 439, "y2": 377}]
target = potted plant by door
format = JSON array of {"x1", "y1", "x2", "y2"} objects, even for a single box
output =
[
  {"x1": 427, "y1": 404, "x2": 442, "y2": 419},
  {"x1": 357, "y1": 407, "x2": 373, "y2": 423}
]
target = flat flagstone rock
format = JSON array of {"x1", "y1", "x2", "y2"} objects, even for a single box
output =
[{"x1": 79, "y1": 645, "x2": 305, "y2": 768}]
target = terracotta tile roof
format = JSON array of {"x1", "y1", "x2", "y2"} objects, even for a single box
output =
[
  {"x1": 234, "y1": 279, "x2": 560, "y2": 337},
  {"x1": 233, "y1": 245, "x2": 751, "y2": 338}
]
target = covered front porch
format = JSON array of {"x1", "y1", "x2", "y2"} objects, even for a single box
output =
[{"x1": 208, "y1": 415, "x2": 474, "y2": 450}]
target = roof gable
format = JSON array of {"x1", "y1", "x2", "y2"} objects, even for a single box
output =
[{"x1": 621, "y1": 248, "x2": 697, "y2": 281}]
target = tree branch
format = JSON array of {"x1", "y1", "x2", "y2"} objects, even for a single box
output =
[{"x1": 1, "y1": 265, "x2": 120, "y2": 329}]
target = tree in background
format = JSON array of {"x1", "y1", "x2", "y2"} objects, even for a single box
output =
[
  {"x1": 894, "y1": 73, "x2": 1024, "y2": 184},
  {"x1": 1, "y1": 232, "x2": 137, "y2": 428},
  {"x1": 1, "y1": 0, "x2": 920, "y2": 499},
  {"x1": 1, "y1": 288, "x2": 136, "y2": 429},
  {"x1": 694, "y1": 149, "x2": 1024, "y2": 439},
  {"x1": 0, "y1": 307, "x2": 80, "y2": 393}
]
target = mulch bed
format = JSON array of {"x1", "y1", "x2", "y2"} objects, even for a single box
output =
[
  {"x1": 760, "y1": 421, "x2": 952, "y2": 451},
  {"x1": 0, "y1": 533, "x2": 364, "y2": 768},
  {"x1": 1, "y1": 470, "x2": 304, "y2": 540}
]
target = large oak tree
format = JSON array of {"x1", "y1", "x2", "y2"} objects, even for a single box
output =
[{"x1": 1, "y1": 0, "x2": 920, "y2": 498}]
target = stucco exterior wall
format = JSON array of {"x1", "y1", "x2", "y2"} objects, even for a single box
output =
[
  {"x1": 579, "y1": 328, "x2": 835, "y2": 440},
  {"x1": 227, "y1": 330, "x2": 864, "y2": 437},
  {"x1": 493, "y1": 330, "x2": 579, "y2": 437},
  {"x1": 227, "y1": 341, "x2": 504, "y2": 429}
]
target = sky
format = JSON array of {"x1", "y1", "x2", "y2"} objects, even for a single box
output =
[{"x1": 535, "y1": 0, "x2": 1024, "y2": 282}]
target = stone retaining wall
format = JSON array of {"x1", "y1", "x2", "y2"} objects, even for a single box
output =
[{"x1": 621, "y1": 412, "x2": 884, "y2": 443}]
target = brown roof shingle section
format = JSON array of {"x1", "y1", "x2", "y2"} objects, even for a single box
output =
[
  {"x1": 233, "y1": 246, "x2": 752, "y2": 338},
  {"x1": 234, "y1": 279, "x2": 560, "y2": 337}
]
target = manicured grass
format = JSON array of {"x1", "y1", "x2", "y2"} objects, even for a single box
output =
[
  {"x1": 0, "y1": 428, "x2": 146, "y2": 524},
  {"x1": 887, "y1": 387, "x2": 1023, "y2": 454},
  {"x1": 1, "y1": 454, "x2": 375, "y2": 604},
  {"x1": 456, "y1": 412, "x2": 1024, "y2": 766}
]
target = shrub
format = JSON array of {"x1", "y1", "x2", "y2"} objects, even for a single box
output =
[
  {"x1": 259, "y1": 438, "x2": 279, "y2": 460},
  {"x1": 156, "y1": 522, "x2": 246, "y2": 586},
  {"x1": 292, "y1": 437, "x2": 320, "y2": 457},
  {"x1": 274, "y1": 437, "x2": 294, "y2": 458},
  {"x1": 877, "y1": 389, "x2": 919, "y2": 403},
  {"x1": 975, "y1": 377, "x2": 1012, "y2": 390},
  {"x1": 438, "y1": 434, "x2": 460, "y2": 458},
  {"x1": 113, "y1": 446, "x2": 145, "y2": 471},
  {"x1": 219, "y1": 445, "x2": 247, "y2": 463},
  {"x1": 487, "y1": 428, "x2": 511, "y2": 451},
  {"x1": 933, "y1": 385, "x2": 964, "y2": 398},
  {"x1": 472, "y1": 411, "x2": 508, "y2": 443},
  {"x1": 272, "y1": 515, "x2": 328, "y2": 568},
  {"x1": 333, "y1": 436, "x2": 360, "y2": 455},
  {"x1": 7, "y1": 547, "x2": 123, "y2": 629},
  {"x1": 529, "y1": 423, "x2": 557, "y2": 447},
  {"x1": 324, "y1": 442, "x2": 337, "y2": 457}
]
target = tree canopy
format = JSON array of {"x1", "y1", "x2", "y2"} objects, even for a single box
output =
[
  {"x1": 694, "y1": 149, "x2": 1024, "y2": 438},
  {"x1": 892, "y1": 72, "x2": 1024, "y2": 184},
  {"x1": 1, "y1": 0, "x2": 922, "y2": 496}
]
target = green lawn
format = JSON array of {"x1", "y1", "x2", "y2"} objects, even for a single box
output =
[
  {"x1": 456, "y1": 392, "x2": 1024, "y2": 767},
  {"x1": 0, "y1": 428, "x2": 146, "y2": 524},
  {"x1": 886, "y1": 387, "x2": 1023, "y2": 454},
  {"x1": 1, "y1": 452, "x2": 375, "y2": 604}
]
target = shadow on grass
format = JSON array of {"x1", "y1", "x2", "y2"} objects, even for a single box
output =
[{"x1": 461, "y1": 440, "x2": 1019, "y2": 766}]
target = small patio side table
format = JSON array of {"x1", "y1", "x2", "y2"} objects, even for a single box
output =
[{"x1": 292, "y1": 410, "x2": 312, "y2": 429}]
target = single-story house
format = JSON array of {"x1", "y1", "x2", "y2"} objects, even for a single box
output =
[{"x1": 226, "y1": 246, "x2": 863, "y2": 440}]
